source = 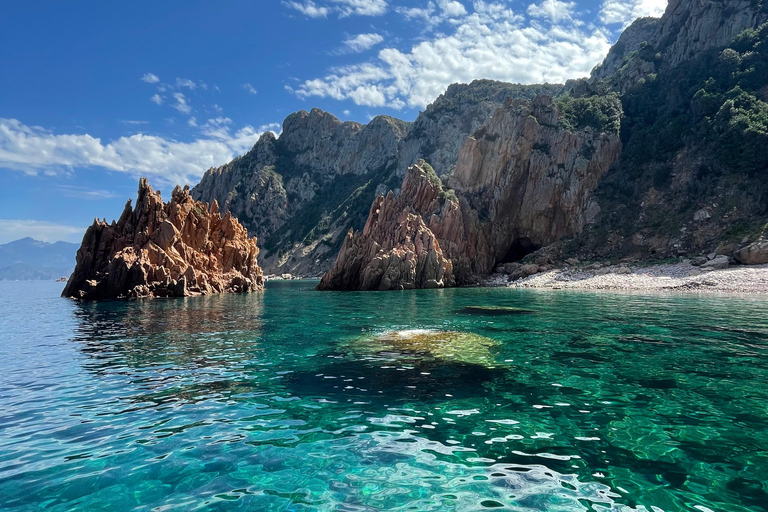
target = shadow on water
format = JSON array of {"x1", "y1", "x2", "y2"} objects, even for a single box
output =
[{"x1": 283, "y1": 358, "x2": 511, "y2": 403}]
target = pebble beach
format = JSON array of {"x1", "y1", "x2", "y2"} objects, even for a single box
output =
[{"x1": 484, "y1": 263, "x2": 768, "y2": 294}]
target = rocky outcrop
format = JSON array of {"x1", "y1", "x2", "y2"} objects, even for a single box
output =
[
  {"x1": 318, "y1": 162, "x2": 455, "y2": 291},
  {"x1": 191, "y1": 81, "x2": 560, "y2": 277},
  {"x1": 319, "y1": 96, "x2": 623, "y2": 290},
  {"x1": 590, "y1": 0, "x2": 768, "y2": 92},
  {"x1": 62, "y1": 179, "x2": 264, "y2": 300},
  {"x1": 734, "y1": 240, "x2": 768, "y2": 265}
]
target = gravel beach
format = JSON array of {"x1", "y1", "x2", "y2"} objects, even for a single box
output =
[{"x1": 483, "y1": 263, "x2": 768, "y2": 294}]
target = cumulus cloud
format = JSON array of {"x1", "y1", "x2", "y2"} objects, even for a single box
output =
[
  {"x1": 242, "y1": 83, "x2": 258, "y2": 94},
  {"x1": 141, "y1": 73, "x2": 160, "y2": 83},
  {"x1": 395, "y1": 0, "x2": 467, "y2": 26},
  {"x1": 294, "y1": 1, "x2": 612, "y2": 109},
  {"x1": 332, "y1": 0, "x2": 387, "y2": 16},
  {"x1": 528, "y1": 0, "x2": 576, "y2": 22},
  {"x1": 600, "y1": 0, "x2": 667, "y2": 28},
  {"x1": 284, "y1": 0, "x2": 330, "y2": 17},
  {"x1": 150, "y1": 94, "x2": 163, "y2": 105},
  {"x1": 343, "y1": 33, "x2": 385, "y2": 53},
  {"x1": 0, "y1": 219, "x2": 86, "y2": 244},
  {"x1": 0, "y1": 118, "x2": 281, "y2": 186},
  {"x1": 286, "y1": 0, "x2": 386, "y2": 17}
]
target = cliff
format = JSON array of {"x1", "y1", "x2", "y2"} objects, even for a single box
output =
[
  {"x1": 62, "y1": 179, "x2": 264, "y2": 300},
  {"x1": 320, "y1": 96, "x2": 622, "y2": 290},
  {"x1": 191, "y1": 81, "x2": 561, "y2": 277}
]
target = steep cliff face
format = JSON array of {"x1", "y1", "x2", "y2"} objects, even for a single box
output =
[
  {"x1": 392, "y1": 80, "x2": 562, "y2": 177},
  {"x1": 63, "y1": 179, "x2": 264, "y2": 300},
  {"x1": 320, "y1": 97, "x2": 622, "y2": 290},
  {"x1": 591, "y1": 0, "x2": 768, "y2": 92},
  {"x1": 448, "y1": 96, "x2": 622, "y2": 270},
  {"x1": 192, "y1": 81, "x2": 558, "y2": 276},
  {"x1": 563, "y1": 10, "x2": 768, "y2": 263}
]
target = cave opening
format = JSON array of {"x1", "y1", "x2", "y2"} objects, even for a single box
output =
[{"x1": 498, "y1": 237, "x2": 540, "y2": 264}]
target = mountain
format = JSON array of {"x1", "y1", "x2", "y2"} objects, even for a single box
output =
[
  {"x1": 193, "y1": 0, "x2": 768, "y2": 288},
  {"x1": 191, "y1": 81, "x2": 561, "y2": 276},
  {"x1": 0, "y1": 237, "x2": 78, "y2": 281}
]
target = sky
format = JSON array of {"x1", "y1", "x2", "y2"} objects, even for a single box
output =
[{"x1": 0, "y1": 0, "x2": 668, "y2": 244}]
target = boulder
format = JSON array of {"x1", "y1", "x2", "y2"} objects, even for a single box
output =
[
  {"x1": 62, "y1": 178, "x2": 264, "y2": 300},
  {"x1": 734, "y1": 241, "x2": 768, "y2": 265},
  {"x1": 701, "y1": 255, "x2": 729, "y2": 270}
]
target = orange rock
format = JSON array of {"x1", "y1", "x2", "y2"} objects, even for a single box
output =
[{"x1": 62, "y1": 178, "x2": 264, "y2": 300}]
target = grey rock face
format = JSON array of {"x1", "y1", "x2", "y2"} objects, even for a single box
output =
[
  {"x1": 734, "y1": 241, "x2": 768, "y2": 265},
  {"x1": 590, "y1": 0, "x2": 767, "y2": 92},
  {"x1": 192, "y1": 80, "x2": 560, "y2": 276}
]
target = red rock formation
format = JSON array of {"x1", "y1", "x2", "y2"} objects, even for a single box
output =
[
  {"x1": 318, "y1": 162, "x2": 454, "y2": 291},
  {"x1": 319, "y1": 96, "x2": 622, "y2": 291},
  {"x1": 62, "y1": 178, "x2": 264, "y2": 300}
]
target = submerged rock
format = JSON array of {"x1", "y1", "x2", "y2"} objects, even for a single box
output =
[
  {"x1": 348, "y1": 329, "x2": 499, "y2": 368},
  {"x1": 461, "y1": 306, "x2": 537, "y2": 316},
  {"x1": 62, "y1": 178, "x2": 264, "y2": 300}
]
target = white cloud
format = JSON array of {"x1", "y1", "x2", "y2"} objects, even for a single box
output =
[
  {"x1": 600, "y1": 0, "x2": 667, "y2": 28},
  {"x1": 343, "y1": 33, "x2": 385, "y2": 53},
  {"x1": 0, "y1": 219, "x2": 86, "y2": 244},
  {"x1": 242, "y1": 83, "x2": 258, "y2": 95},
  {"x1": 295, "y1": 1, "x2": 612, "y2": 109},
  {"x1": 286, "y1": 0, "x2": 386, "y2": 17},
  {"x1": 175, "y1": 77, "x2": 197, "y2": 90},
  {"x1": 528, "y1": 0, "x2": 576, "y2": 22},
  {"x1": 395, "y1": 0, "x2": 466, "y2": 26},
  {"x1": 285, "y1": 1, "x2": 330, "y2": 17},
  {"x1": 150, "y1": 94, "x2": 163, "y2": 105},
  {"x1": 172, "y1": 92, "x2": 191, "y2": 115},
  {"x1": 0, "y1": 118, "x2": 281, "y2": 186},
  {"x1": 141, "y1": 73, "x2": 160, "y2": 83},
  {"x1": 332, "y1": 0, "x2": 387, "y2": 16},
  {"x1": 438, "y1": 0, "x2": 467, "y2": 17},
  {"x1": 188, "y1": 117, "x2": 198, "y2": 127}
]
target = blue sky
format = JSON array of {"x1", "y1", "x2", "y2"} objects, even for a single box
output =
[{"x1": 0, "y1": 0, "x2": 667, "y2": 244}]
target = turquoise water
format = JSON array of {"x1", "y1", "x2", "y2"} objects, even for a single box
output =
[{"x1": 1, "y1": 281, "x2": 768, "y2": 511}]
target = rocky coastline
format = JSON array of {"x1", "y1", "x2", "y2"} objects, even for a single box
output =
[{"x1": 62, "y1": 179, "x2": 264, "y2": 300}]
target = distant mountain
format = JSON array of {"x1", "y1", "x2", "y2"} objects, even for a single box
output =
[{"x1": 0, "y1": 237, "x2": 78, "y2": 281}]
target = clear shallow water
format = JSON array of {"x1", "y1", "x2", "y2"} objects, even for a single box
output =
[{"x1": 1, "y1": 281, "x2": 768, "y2": 511}]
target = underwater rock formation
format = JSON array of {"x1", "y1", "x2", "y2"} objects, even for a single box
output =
[{"x1": 62, "y1": 178, "x2": 264, "y2": 300}]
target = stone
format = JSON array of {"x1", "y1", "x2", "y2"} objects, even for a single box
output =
[
  {"x1": 701, "y1": 255, "x2": 729, "y2": 270},
  {"x1": 692, "y1": 256, "x2": 708, "y2": 266},
  {"x1": 693, "y1": 209, "x2": 711, "y2": 222},
  {"x1": 565, "y1": 258, "x2": 580, "y2": 266},
  {"x1": 62, "y1": 179, "x2": 264, "y2": 300},
  {"x1": 734, "y1": 241, "x2": 768, "y2": 265}
]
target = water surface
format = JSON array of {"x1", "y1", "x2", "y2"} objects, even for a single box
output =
[{"x1": 1, "y1": 280, "x2": 767, "y2": 511}]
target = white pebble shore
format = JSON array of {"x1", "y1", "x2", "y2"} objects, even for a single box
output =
[{"x1": 483, "y1": 263, "x2": 768, "y2": 294}]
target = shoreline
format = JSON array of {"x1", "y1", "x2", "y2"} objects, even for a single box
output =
[{"x1": 482, "y1": 262, "x2": 768, "y2": 294}]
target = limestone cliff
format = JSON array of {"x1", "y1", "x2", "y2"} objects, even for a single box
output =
[{"x1": 63, "y1": 179, "x2": 264, "y2": 300}]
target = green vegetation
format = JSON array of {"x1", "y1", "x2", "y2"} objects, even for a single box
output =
[{"x1": 556, "y1": 93, "x2": 623, "y2": 135}]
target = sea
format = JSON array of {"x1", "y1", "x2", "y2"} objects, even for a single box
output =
[{"x1": 1, "y1": 280, "x2": 767, "y2": 511}]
